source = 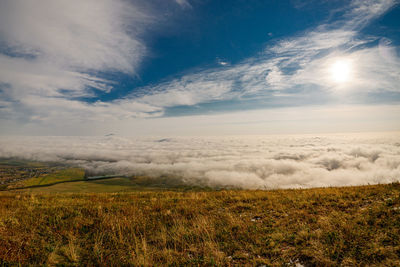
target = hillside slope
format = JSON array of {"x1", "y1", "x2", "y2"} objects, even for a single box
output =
[{"x1": 0, "y1": 183, "x2": 399, "y2": 266}]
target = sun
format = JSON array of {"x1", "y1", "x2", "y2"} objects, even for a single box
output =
[{"x1": 330, "y1": 59, "x2": 352, "y2": 83}]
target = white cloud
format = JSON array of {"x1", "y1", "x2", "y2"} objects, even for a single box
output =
[
  {"x1": 175, "y1": 0, "x2": 192, "y2": 9},
  {"x1": 134, "y1": 74, "x2": 235, "y2": 107},
  {"x1": 0, "y1": 54, "x2": 113, "y2": 98},
  {"x1": 0, "y1": 0, "x2": 149, "y2": 73},
  {"x1": 216, "y1": 58, "x2": 230, "y2": 66},
  {"x1": 0, "y1": 0, "x2": 165, "y2": 130},
  {"x1": 0, "y1": 0, "x2": 152, "y2": 100},
  {"x1": 346, "y1": 0, "x2": 396, "y2": 28},
  {"x1": 0, "y1": 132, "x2": 399, "y2": 189}
]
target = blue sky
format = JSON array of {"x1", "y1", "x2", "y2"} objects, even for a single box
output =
[{"x1": 0, "y1": 0, "x2": 399, "y2": 135}]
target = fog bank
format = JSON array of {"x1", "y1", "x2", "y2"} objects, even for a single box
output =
[{"x1": 0, "y1": 133, "x2": 399, "y2": 189}]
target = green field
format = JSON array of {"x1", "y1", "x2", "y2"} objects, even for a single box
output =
[
  {"x1": 0, "y1": 159, "x2": 86, "y2": 191},
  {"x1": 0, "y1": 158, "x2": 45, "y2": 167},
  {"x1": 19, "y1": 176, "x2": 211, "y2": 193},
  {"x1": 1, "y1": 183, "x2": 399, "y2": 266},
  {"x1": 22, "y1": 168, "x2": 85, "y2": 187},
  {"x1": 20, "y1": 177, "x2": 177, "y2": 193}
]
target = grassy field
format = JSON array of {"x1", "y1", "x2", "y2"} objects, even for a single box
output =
[
  {"x1": 0, "y1": 183, "x2": 399, "y2": 266},
  {"x1": 22, "y1": 168, "x2": 85, "y2": 187},
  {"x1": 0, "y1": 159, "x2": 44, "y2": 168},
  {"x1": 1, "y1": 158, "x2": 86, "y2": 191},
  {"x1": 17, "y1": 176, "x2": 210, "y2": 193},
  {"x1": 18, "y1": 177, "x2": 189, "y2": 193}
]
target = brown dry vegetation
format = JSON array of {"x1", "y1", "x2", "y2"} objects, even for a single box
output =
[{"x1": 0, "y1": 183, "x2": 399, "y2": 266}]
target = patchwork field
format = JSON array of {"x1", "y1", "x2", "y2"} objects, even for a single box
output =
[
  {"x1": 0, "y1": 159, "x2": 203, "y2": 193},
  {"x1": 0, "y1": 183, "x2": 399, "y2": 266}
]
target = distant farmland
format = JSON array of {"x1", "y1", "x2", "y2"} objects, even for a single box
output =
[{"x1": 0, "y1": 159, "x2": 204, "y2": 193}]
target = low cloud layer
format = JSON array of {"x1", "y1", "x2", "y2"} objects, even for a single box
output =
[{"x1": 1, "y1": 133, "x2": 399, "y2": 189}]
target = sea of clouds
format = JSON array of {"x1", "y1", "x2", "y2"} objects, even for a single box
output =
[{"x1": 0, "y1": 133, "x2": 399, "y2": 189}]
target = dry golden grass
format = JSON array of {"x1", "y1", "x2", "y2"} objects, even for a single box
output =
[{"x1": 0, "y1": 183, "x2": 399, "y2": 266}]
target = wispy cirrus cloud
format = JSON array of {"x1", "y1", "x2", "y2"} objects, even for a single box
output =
[
  {"x1": 130, "y1": 0, "x2": 399, "y2": 111},
  {"x1": 175, "y1": 0, "x2": 192, "y2": 9}
]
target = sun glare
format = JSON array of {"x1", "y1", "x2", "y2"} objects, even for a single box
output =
[{"x1": 330, "y1": 59, "x2": 352, "y2": 83}]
